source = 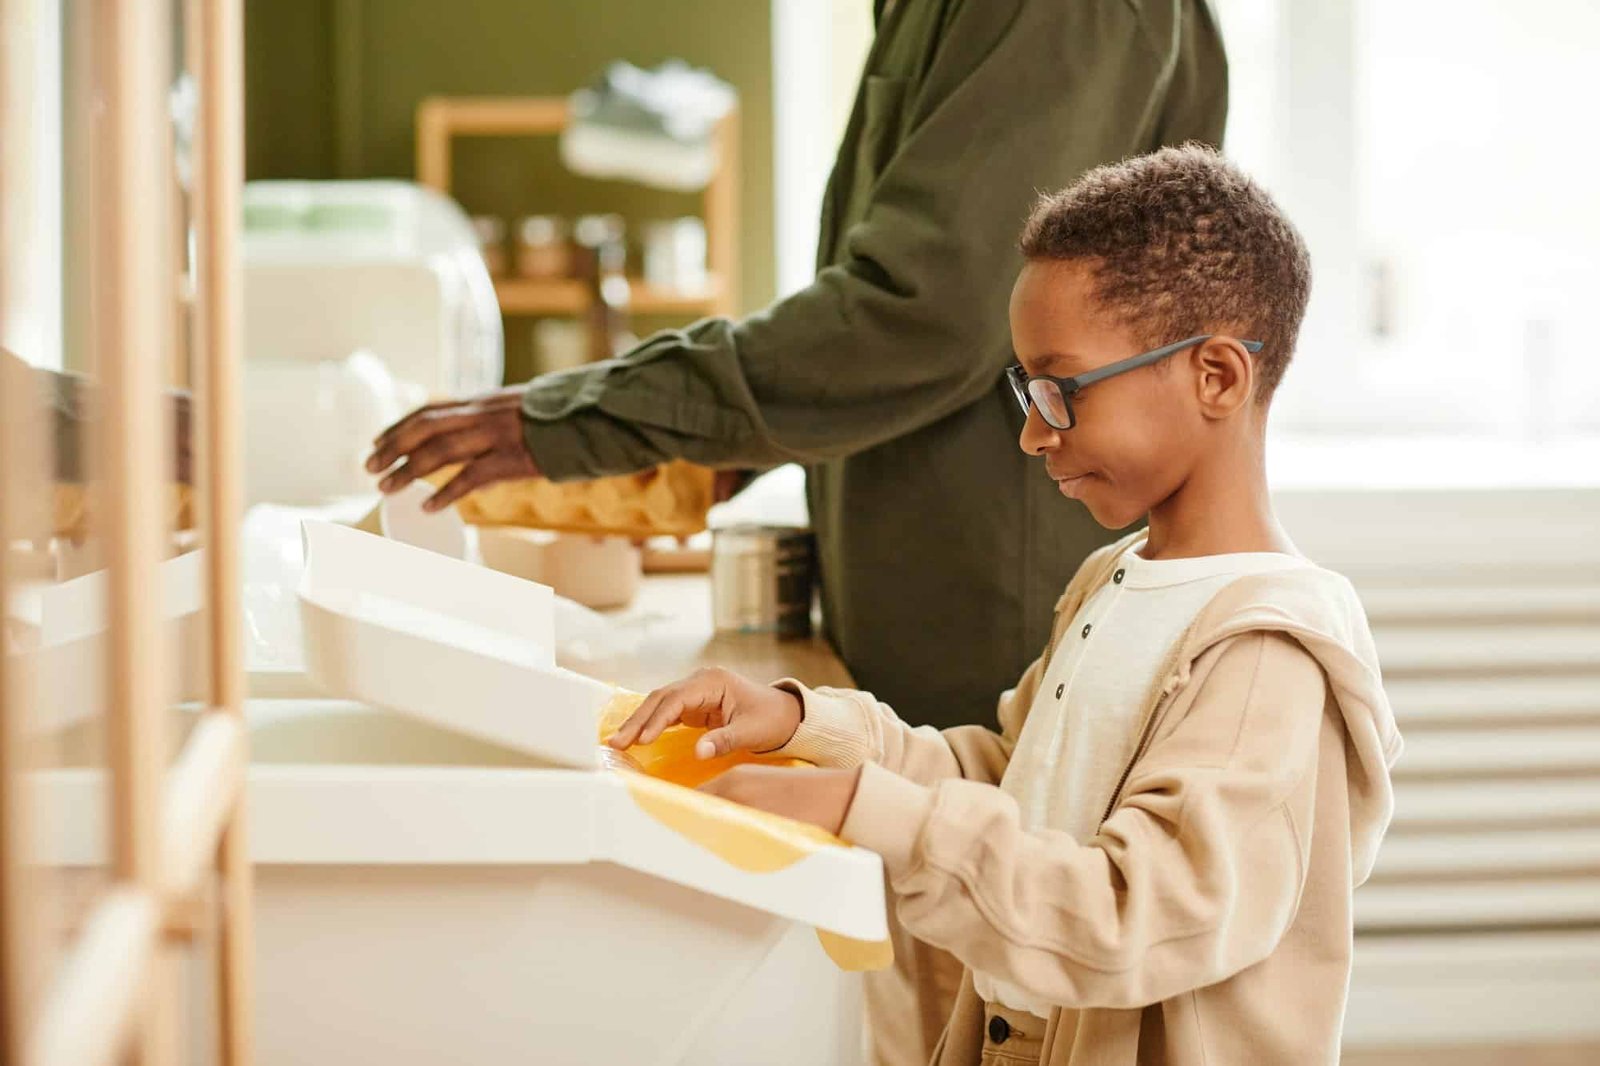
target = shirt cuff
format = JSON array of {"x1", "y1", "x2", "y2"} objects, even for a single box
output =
[
  {"x1": 517, "y1": 368, "x2": 643, "y2": 482},
  {"x1": 519, "y1": 408, "x2": 630, "y2": 482},
  {"x1": 840, "y1": 762, "x2": 936, "y2": 878},
  {"x1": 771, "y1": 679, "x2": 874, "y2": 767}
]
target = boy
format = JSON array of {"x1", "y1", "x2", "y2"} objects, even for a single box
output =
[{"x1": 609, "y1": 145, "x2": 1402, "y2": 1066}]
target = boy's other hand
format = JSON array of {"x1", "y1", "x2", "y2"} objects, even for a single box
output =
[
  {"x1": 365, "y1": 386, "x2": 540, "y2": 512},
  {"x1": 608, "y1": 667, "x2": 803, "y2": 760},
  {"x1": 698, "y1": 764, "x2": 862, "y2": 836}
]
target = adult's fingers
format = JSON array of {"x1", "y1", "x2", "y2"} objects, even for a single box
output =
[
  {"x1": 370, "y1": 397, "x2": 462, "y2": 449},
  {"x1": 368, "y1": 405, "x2": 439, "y2": 464},
  {"x1": 366, "y1": 407, "x2": 478, "y2": 474},
  {"x1": 423, "y1": 450, "x2": 515, "y2": 512},
  {"x1": 377, "y1": 425, "x2": 494, "y2": 494},
  {"x1": 712, "y1": 469, "x2": 757, "y2": 504}
]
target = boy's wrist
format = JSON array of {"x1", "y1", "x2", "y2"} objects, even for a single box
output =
[
  {"x1": 839, "y1": 763, "x2": 935, "y2": 876},
  {"x1": 769, "y1": 679, "x2": 874, "y2": 768},
  {"x1": 776, "y1": 687, "x2": 803, "y2": 748}
]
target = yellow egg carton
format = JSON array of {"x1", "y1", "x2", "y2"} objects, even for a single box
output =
[
  {"x1": 438, "y1": 460, "x2": 715, "y2": 540},
  {"x1": 52, "y1": 483, "x2": 195, "y2": 541}
]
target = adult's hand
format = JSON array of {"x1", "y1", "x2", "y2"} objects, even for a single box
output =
[
  {"x1": 712, "y1": 469, "x2": 759, "y2": 503},
  {"x1": 172, "y1": 389, "x2": 193, "y2": 485},
  {"x1": 364, "y1": 385, "x2": 540, "y2": 512}
]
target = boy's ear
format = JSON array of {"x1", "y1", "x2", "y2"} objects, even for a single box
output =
[{"x1": 1192, "y1": 337, "x2": 1256, "y2": 419}]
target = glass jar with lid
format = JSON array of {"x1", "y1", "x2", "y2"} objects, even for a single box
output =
[{"x1": 515, "y1": 214, "x2": 572, "y2": 280}]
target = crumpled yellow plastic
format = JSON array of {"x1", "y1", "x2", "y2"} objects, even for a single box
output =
[
  {"x1": 596, "y1": 690, "x2": 834, "y2": 860},
  {"x1": 613, "y1": 769, "x2": 843, "y2": 872},
  {"x1": 596, "y1": 691, "x2": 811, "y2": 788},
  {"x1": 596, "y1": 690, "x2": 892, "y2": 972}
]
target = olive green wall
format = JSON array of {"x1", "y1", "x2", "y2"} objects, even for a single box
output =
[{"x1": 244, "y1": 0, "x2": 775, "y2": 383}]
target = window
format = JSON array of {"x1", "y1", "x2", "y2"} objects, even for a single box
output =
[
  {"x1": 770, "y1": 0, "x2": 872, "y2": 299},
  {"x1": 1, "y1": 0, "x2": 64, "y2": 369},
  {"x1": 1214, "y1": 0, "x2": 1600, "y2": 439}
]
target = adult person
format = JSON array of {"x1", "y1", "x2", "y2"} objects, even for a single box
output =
[
  {"x1": 368, "y1": 4, "x2": 1227, "y2": 1061},
  {"x1": 370, "y1": 0, "x2": 1227, "y2": 732}
]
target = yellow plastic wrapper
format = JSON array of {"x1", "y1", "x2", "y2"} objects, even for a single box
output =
[
  {"x1": 595, "y1": 688, "x2": 813, "y2": 788},
  {"x1": 595, "y1": 690, "x2": 892, "y2": 971},
  {"x1": 596, "y1": 690, "x2": 820, "y2": 838}
]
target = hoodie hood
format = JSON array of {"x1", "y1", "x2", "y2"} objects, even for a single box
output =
[{"x1": 1178, "y1": 565, "x2": 1403, "y2": 884}]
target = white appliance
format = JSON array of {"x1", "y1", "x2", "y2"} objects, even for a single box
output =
[
  {"x1": 241, "y1": 180, "x2": 504, "y2": 505},
  {"x1": 38, "y1": 523, "x2": 888, "y2": 1066}
]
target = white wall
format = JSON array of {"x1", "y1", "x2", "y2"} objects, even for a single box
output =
[
  {"x1": 0, "y1": 0, "x2": 63, "y2": 369},
  {"x1": 769, "y1": 0, "x2": 872, "y2": 298},
  {"x1": 1215, "y1": 0, "x2": 1600, "y2": 439}
]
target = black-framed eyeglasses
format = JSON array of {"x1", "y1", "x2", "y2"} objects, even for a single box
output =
[{"x1": 1004, "y1": 334, "x2": 1264, "y2": 431}]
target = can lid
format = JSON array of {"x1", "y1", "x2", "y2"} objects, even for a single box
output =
[
  {"x1": 471, "y1": 215, "x2": 505, "y2": 241},
  {"x1": 712, "y1": 523, "x2": 812, "y2": 541},
  {"x1": 518, "y1": 214, "x2": 570, "y2": 243}
]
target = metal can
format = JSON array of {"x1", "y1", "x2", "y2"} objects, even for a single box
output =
[
  {"x1": 710, "y1": 525, "x2": 817, "y2": 640},
  {"x1": 472, "y1": 215, "x2": 508, "y2": 277}
]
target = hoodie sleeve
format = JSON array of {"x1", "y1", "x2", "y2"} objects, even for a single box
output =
[
  {"x1": 766, "y1": 632, "x2": 1047, "y2": 789},
  {"x1": 840, "y1": 631, "x2": 1332, "y2": 1008},
  {"x1": 767, "y1": 538, "x2": 1126, "y2": 787}
]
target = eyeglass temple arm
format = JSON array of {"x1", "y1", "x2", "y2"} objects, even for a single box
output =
[{"x1": 1070, "y1": 335, "x2": 1264, "y2": 389}]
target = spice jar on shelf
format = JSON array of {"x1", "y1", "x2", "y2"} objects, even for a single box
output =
[
  {"x1": 642, "y1": 217, "x2": 709, "y2": 292},
  {"x1": 472, "y1": 215, "x2": 507, "y2": 277},
  {"x1": 533, "y1": 318, "x2": 589, "y2": 374},
  {"x1": 573, "y1": 213, "x2": 633, "y2": 360},
  {"x1": 515, "y1": 215, "x2": 572, "y2": 280}
]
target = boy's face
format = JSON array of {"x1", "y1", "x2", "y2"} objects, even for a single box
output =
[{"x1": 1008, "y1": 259, "x2": 1207, "y2": 530}]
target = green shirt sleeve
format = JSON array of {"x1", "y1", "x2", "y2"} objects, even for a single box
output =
[{"x1": 521, "y1": 0, "x2": 1213, "y2": 480}]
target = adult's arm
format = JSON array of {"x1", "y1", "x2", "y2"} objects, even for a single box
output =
[{"x1": 520, "y1": 0, "x2": 1184, "y2": 479}]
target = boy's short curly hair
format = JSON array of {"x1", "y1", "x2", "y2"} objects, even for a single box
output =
[{"x1": 1019, "y1": 144, "x2": 1311, "y2": 399}]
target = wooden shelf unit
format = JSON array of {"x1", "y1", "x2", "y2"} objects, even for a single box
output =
[
  {"x1": 416, "y1": 95, "x2": 739, "y2": 321},
  {"x1": 0, "y1": 2, "x2": 255, "y2": 1065},
  {"x1": 492, "y1": 275, "x2": 725, "y2": 317}
]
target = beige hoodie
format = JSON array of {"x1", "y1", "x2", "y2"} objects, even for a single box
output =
[{"x1": 775, "y1": 531, "x2": 1402, "y2": 1066}]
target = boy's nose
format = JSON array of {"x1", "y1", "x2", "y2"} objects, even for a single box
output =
[{"x1": 1018, "y1": 406, "x2": 1062, "y2": 457}]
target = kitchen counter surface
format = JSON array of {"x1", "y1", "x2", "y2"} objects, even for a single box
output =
[{"x1": 577, "y1": 572, "x2": 855, "y2": 696}]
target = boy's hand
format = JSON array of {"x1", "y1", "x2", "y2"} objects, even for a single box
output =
[
  {"x1": 608, "y1": 667, "x2": 803, "y2": 760},
  {"x1": 699, "y1": 764, "x2": 862, "y2": 836}
]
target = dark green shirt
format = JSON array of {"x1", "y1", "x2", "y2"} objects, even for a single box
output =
[{"x1": 522, "y1": 0, "x2": 1228, "y2": 728}]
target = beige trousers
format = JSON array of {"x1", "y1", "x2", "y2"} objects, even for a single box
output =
[
  {"x1": 977, "y1": 1004, "x2": 1045, "y2": 1066},
  {"x1": 866, "y1": 908, "x2": 968, "y2": 1066}
]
